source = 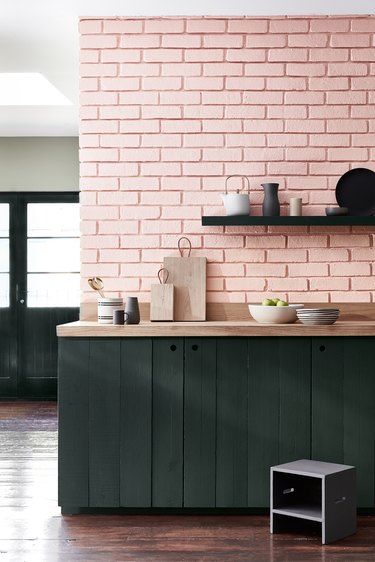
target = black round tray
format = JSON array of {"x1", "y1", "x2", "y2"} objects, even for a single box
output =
[{"x1": 336, "y1": 168, "x2": 375, "y2": 216}]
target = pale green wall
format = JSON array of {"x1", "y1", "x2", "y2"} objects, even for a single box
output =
[{"x1": 0, "y1": 137, "x2": 78, "y2": 191}]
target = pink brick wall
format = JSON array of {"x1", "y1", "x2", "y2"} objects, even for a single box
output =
[{"x1": 79, "y1": 16, "x2": 375, "y2": 304}]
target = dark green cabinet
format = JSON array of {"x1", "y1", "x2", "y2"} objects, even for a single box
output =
[
  {"x1": 312, "y1": 338, "x2": 375, "y2": 508},
  {"x1": 58, "y1": 336, "x2": 375, "y2": 513}
]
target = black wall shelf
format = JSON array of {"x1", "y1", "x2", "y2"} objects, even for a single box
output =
[{"x1": 202, "y1": 216, "x2": 375, "y2": 227}]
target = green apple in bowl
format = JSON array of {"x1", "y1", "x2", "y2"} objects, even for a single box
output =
[
  {"x1": 262, "y1": 298, "x2": 276, "y2": 306},
  {"x1": 261, "y1": 297, "x2": 288, "y2": 307}
]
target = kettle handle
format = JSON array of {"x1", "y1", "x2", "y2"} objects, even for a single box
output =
[{"x1": 225, "y1": 175, "x2": 250, "y2": 195}]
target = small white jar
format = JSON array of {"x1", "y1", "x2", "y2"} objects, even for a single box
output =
[{"x1": 289, "y1": 197, "x2": 302, "y2": 216}]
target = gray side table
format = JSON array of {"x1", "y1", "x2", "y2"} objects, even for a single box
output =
[{"x1": 270, "y1": 459, "x2": 356, "y2": 544}]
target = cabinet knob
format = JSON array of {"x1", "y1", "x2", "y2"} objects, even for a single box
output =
[
  {"x1": 192, "y1": 344, "x2": 198, "y2": 351},
  {"x1": 319, "y1": 345, "x2": 326, "y2": 352},
  {"x1": 170, "y1": 344, "x2": 177, "y2": 352}
]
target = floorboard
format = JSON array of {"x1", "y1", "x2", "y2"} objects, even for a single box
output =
[{"x1": 0, "y1": 401, "x2": 374, "y2": 561}]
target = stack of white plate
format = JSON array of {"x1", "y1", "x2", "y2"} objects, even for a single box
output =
[{"x1": 296, "y1": 308, "x2": 340, "y2": 325}]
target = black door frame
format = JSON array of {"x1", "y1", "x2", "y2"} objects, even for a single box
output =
[{"x1": 0, "y1": 192, "x2": 79, "y2": 398}]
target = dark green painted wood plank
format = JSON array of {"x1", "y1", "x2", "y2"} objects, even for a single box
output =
[
  {"x1": 312, "y1": 337, "x2": 375, "y2": 508},
  {"x1": 152, "y1": 338, "x2": 184, "y2": 507},
  {"x1": 202, "y1": 215, "x2": 375, "y2": 227},
  {"x1": 216, "y1": 338, "x2": 248, "y2": 507},
  {"x1": 278, "y1": 338, "x2": 311, "y2": 463},
  {"x1": 19, "y1": 307, "x2": 79, "y2": 398},
  {"x1": 0, "y1": 308, "x2": 16, "y2": 397},
  {"x1": 89, "y1": 339, "x2": 120, "y2": 507},
  {"x1": 58, "y1": 338, "x2": 89, "y2": 507},
  {"x1": 247, "y1": 338, "x2": 279, "y2": 507},
  {"x1": 248, "y1": 338, "x2": 311, "y2": 507},
  {"x1": 184, "y1": 337, "x2": 216, "y2": 507},
  {"x1": 312, "y1": 339, "x2": 345, "y2": 464},
  {"x1": 343, "y1": 338, "x2": 375, "y2": 508},
  {"x1": 120, "y1": 338, "x2": 152, "y2": 507}
]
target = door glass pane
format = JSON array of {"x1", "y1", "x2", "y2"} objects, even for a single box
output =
[
  {"x1": 0, "y1": 205, "x2": 9, "y2": 307},
  {"x1": 28, "y1": 203, "x2": 80, "y2": 237},
  {"x1": 27, "y1": 273, "x2": 80, "y2": 307},
  {"x1": 28, "y1": 239, "x2": 79, "y2": 273},
  {"x1": 0, "y1": 239, "x2": 9, "y2": 272},
  {"x1": 27, "y1": 202, "x2": 80, "y2": 307},
  {"x1": 0, "y1": 204, "x2": 9, "y2": 237},
  {"x1": 0, "y1": 273, "x2": 9, "y2": 307}
]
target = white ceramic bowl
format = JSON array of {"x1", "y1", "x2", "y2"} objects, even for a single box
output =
[{"x1": 248, "y1": 304, "x2": 304, "y2": 324}]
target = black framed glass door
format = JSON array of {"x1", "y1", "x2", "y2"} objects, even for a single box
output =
[{"x1": 0, "y1": 193, "x2": 79, "y2": 398}]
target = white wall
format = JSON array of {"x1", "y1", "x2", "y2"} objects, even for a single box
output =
[
  {"x1": 0, "y1": 137, "x2": 78, "y2": 191},
  {"x1": 51, "y1": 0, "x2": 375, "y2": 15}
]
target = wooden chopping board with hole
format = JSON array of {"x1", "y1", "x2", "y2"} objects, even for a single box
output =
[{"x1": 163, "y1": 237, "x2": 206, "y2": 321}]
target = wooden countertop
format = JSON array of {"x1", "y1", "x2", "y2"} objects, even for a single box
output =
[{"x1": 57, "y1": 319, "x2": 375, "y2": 337}]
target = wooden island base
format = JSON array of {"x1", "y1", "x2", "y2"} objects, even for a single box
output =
[{"x1": 58, "y1": 305, "x2": 375, "y2": 514}]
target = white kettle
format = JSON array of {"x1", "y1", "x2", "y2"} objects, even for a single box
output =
[{"x1": 220, "y1": 175, "x2": 250, "y2": 216}]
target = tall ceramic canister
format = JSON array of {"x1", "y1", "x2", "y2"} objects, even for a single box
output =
[
  {"x1": 220, "y1": 175, "x2": 250, "y2": 216},
  {"x1": 97, "y1": 297, "x2": 123, "y2": 324}
]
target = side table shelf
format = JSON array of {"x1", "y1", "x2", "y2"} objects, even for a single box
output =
[
  {"x1": 270, "y1": 459, "x2": 356, "y2": 545},
  {"x1": 272, "y1": 505, "x2": 322, "y2": 522}
]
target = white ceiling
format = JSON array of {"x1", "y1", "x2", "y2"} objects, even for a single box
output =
[{"x1": 0, "y1": 0, "x2": 374, "y2": 137}]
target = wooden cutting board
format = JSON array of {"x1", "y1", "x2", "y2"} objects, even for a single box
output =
[
  {"x1": 163, "y1": 238, "x2": 206, "y2": 321},
  {"x1": 163, "y1": 255, "x2": 206, "y2": 321},
  {"x1": 150, "y1": 283, "x2": 174, "y2": 321}
]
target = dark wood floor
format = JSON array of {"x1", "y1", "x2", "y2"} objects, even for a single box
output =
[{"x1": 1, "y1": 402, "x2": 375, "y2": 561}]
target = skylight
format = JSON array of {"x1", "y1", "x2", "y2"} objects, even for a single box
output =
[{"x1": 0, "y1": 73, "x2": 72, "y2": 105}]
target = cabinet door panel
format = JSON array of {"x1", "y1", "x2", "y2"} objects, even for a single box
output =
[
  {"x1": 120, "y1": 339, "x2": 152, "y2": 507},
  {"x1": 216, "y1": 338, "x2": 248, "y2": 507},
  {"x1": 312, "y1": 337, "x2": 375, "y2": 508},
  {"x1": 279, "y1": 339, "x2": 311, "y2": 463},
  {"x1": 248, "y1": 338, "x2": 311, "y2": 507},
  {"x1": 152, "y1": 338, "x2": 184, "y2": 507},
  {"x1": 184, "y1": 337, "x2": 216, "y2": 507},
  {"x1": 58, "y1": 338, "x2": 89, "y2": 508},
  {"x1": 89, "y1": 339, "x2": 121, "y2": 507}
]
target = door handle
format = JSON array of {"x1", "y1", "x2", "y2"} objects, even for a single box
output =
[{"x1": 16, "y1": 285, "x2": 26, "y2": 305}]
